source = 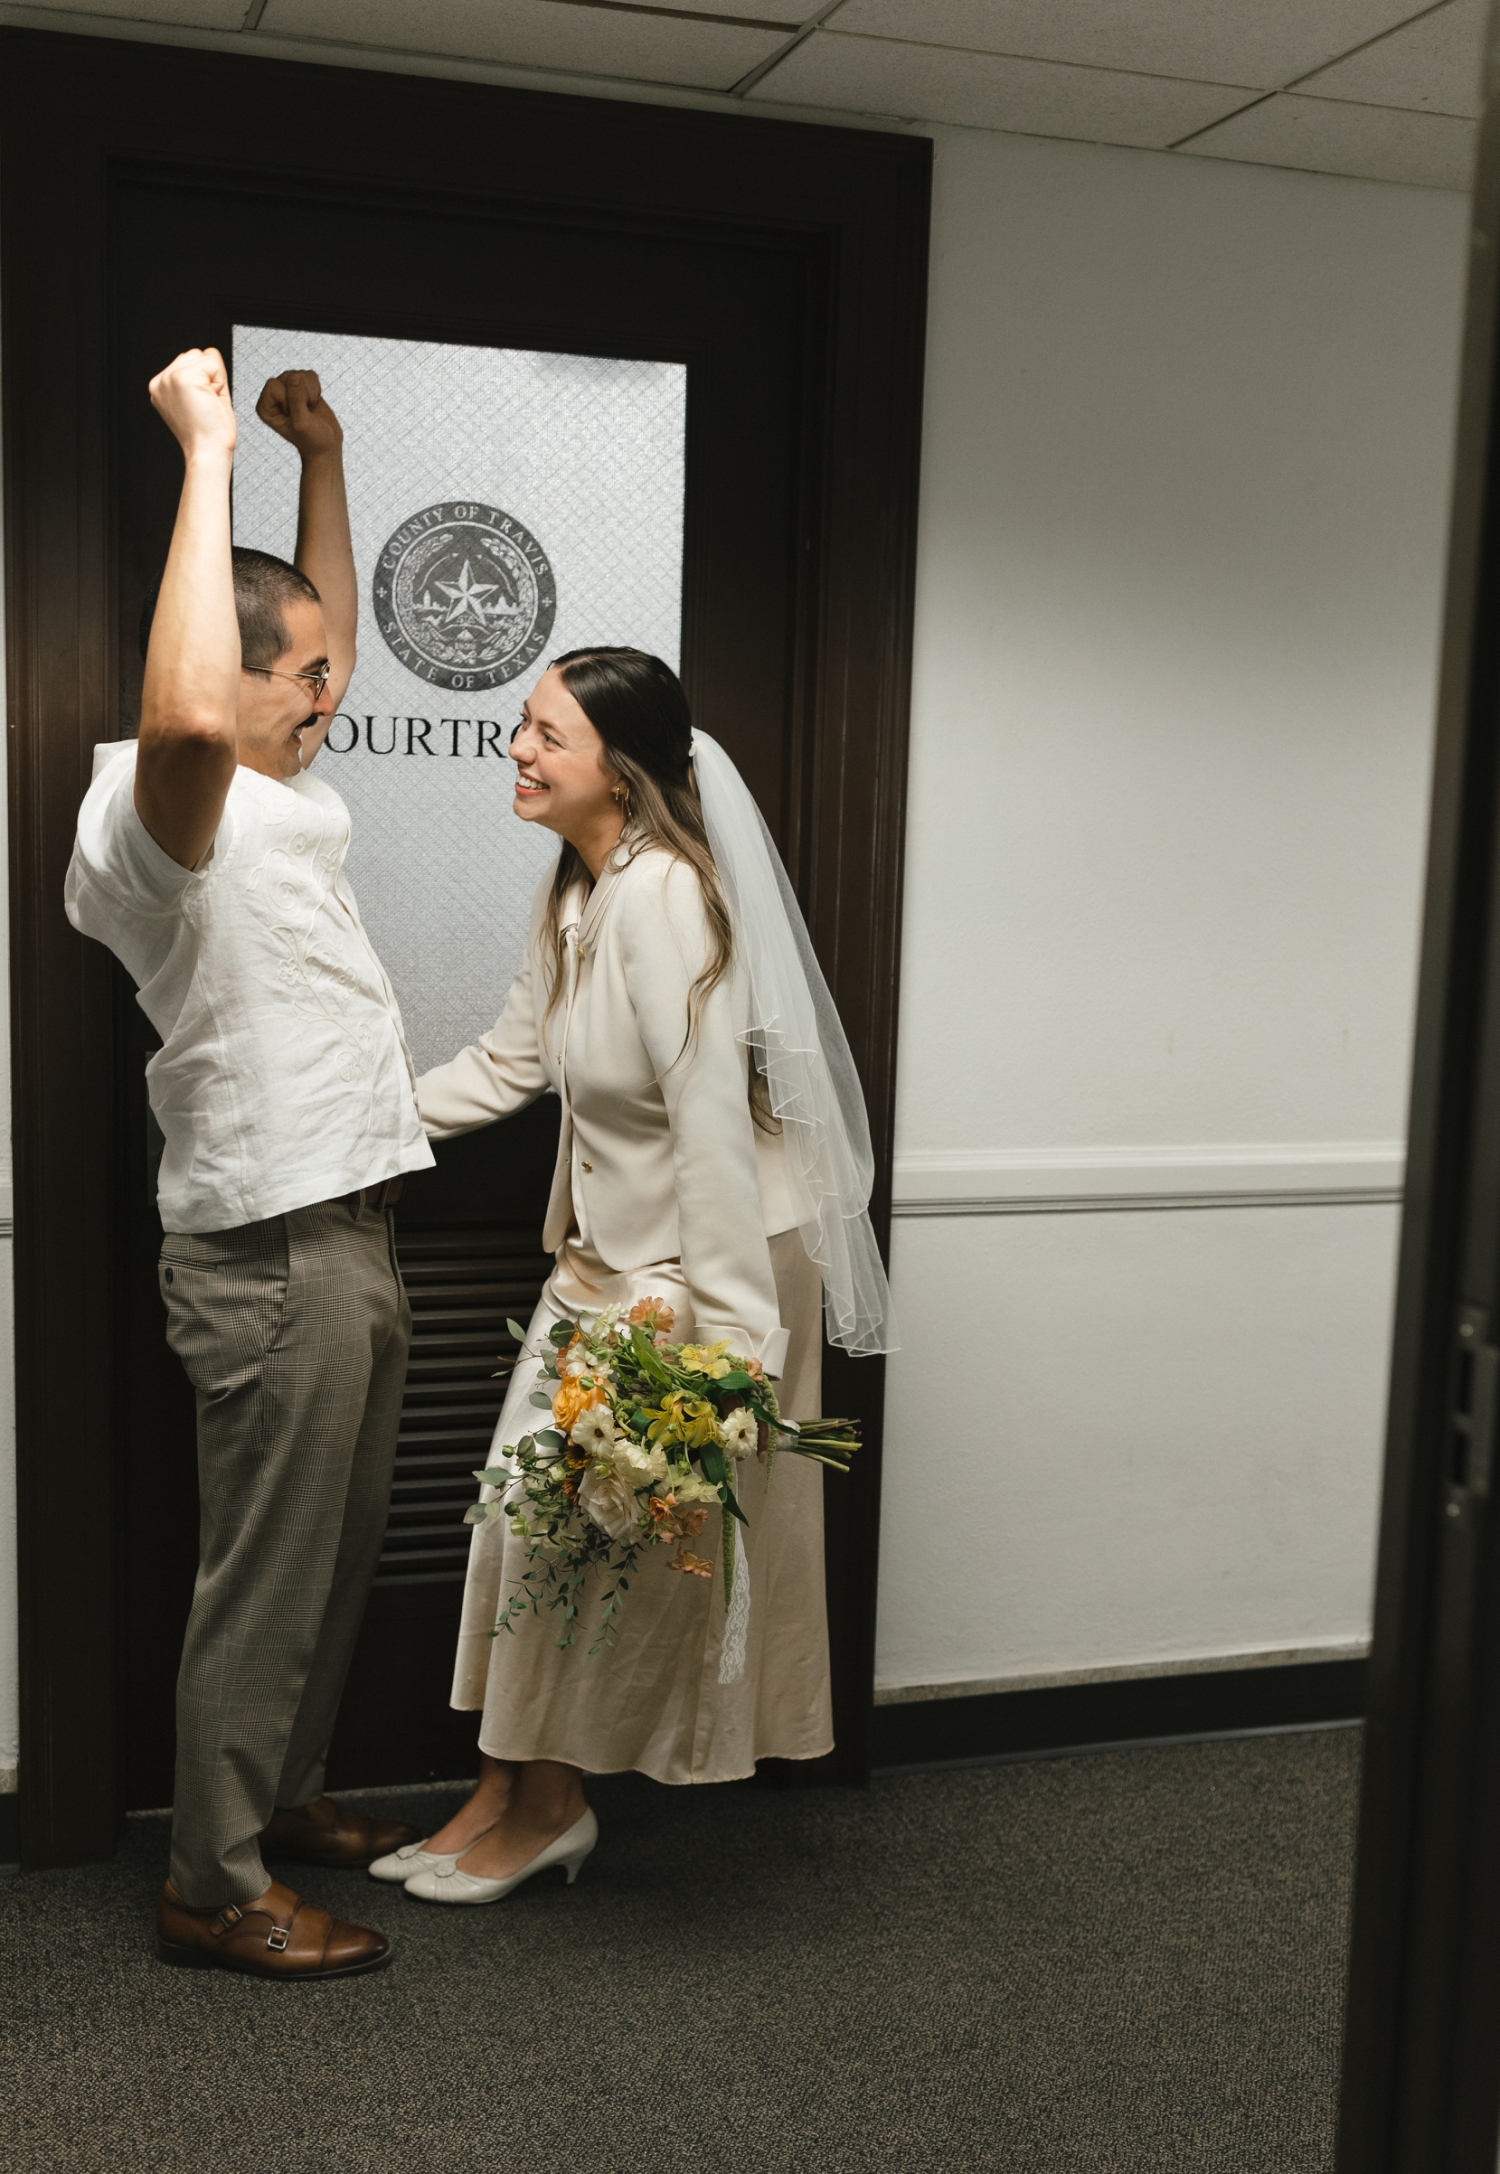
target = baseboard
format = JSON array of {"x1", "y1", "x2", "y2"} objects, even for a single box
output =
[
  {"x1": 0, "y1": 1792, "x2": 18, "y2": 1873},
  {"x1": 869, "y1": 1658, "x2": 1368, "y2": 1774}
]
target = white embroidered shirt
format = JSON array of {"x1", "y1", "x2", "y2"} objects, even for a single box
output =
[{"x1": 65, "y1": 742, "x2": 434, "y2": 1232}]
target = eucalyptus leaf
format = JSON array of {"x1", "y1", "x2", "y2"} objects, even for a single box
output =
[
  {"x1": 529, "y1": 1390, "x2": 554, "y2": 1409},
  {"x1": 535, "y1": 1428, "x2": 566, "y2": 1449},
  {"x1": 549, "y1": 1320, "x2": 575, "y2": 1347},
  {"x1": 506, "y1": 1318, "x2": 529, "y2": 1344}
]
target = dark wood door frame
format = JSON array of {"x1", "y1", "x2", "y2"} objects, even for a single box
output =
[
  {"x1": 0, "y1": 28, "x2": 929, "y2": 1868},
  {"x1": 1335, "y1": 45, "x2": 1500, "y2": 2174}
]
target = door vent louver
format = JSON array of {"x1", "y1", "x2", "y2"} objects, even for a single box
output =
[{"x1": 376, "y1": 1228, "x2": 549, "y2": 1587}]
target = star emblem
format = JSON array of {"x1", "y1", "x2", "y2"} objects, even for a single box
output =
[{"x1": 437, "y1": 559, "x2": 500, "y2": 627}]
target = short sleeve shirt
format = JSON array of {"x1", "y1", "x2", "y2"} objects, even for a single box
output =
[{"x1": 65, "y1": 742, "x2": 434, "y2": 1232}]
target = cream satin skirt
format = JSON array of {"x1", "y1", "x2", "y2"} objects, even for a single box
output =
[{"x1": 449, "y1": 1228, "x2": 834, "y2": 1783}]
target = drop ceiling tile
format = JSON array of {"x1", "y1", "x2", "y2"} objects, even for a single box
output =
[
  {"x1": 1296, "y1": 0, "x2": 1485, "y2": 117},
  {"x1": 589, "y1": 0, "x2": 808, "y2": 17},
  {"x1": 259, "y1": 0, "x2": 787, "y2": 88},
  {"x1": 1179, "y1": 89, "x2": 1476, "y2": 188},
  {"x1": 748, "y1": 29, "x2": 1256, "y2": 145},
  {"x1": 28, "y1": 0, "x2": 248, "y2": 22},
  {"x1": 826, "y1": 1, "x2": 1431, "y2": 92}
]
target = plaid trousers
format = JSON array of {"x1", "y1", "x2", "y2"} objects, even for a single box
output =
[{"x1": 158, "y1": 1200, "x2": 411, "y2": 1905}]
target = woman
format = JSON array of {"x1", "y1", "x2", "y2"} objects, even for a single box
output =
[{"x1": 375, "y1": 648, "x2": 894, "y2": 1904}]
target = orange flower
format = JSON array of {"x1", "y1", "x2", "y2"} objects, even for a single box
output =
[
  {"x1": 628, "y1": 1297, "x2": 676, "y2": 1335},
  {"x1": 666, "y1": 1548, "x2": 713, "y2": 1578},
  {"x1": 645, "y1": 1493, "x2": 711, "y2": 1545},
  {"x1": 553, "y1": 1377, "x2": 605, "y2": 1434}
]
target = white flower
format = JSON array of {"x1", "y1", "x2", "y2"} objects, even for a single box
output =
[
  {"x1": 571, "y1": 1404, "x2": 616, "y2": 1456},
  {"x1": 561, "y1": 1345, "x2": 591, "y2": 1378},
  {"x1": 612, "y1": 1438, "x2": 669, "y2": 1487},
  {"x1": 578, "y1": 1463, "x2": 643, "y2": 1541},
  {"x1": 720, "y1": 1407, "x2": 759, "y2": 1459},
  {"x1": 670, "y1": 1470, "x2": 720, "y2": 1505}
]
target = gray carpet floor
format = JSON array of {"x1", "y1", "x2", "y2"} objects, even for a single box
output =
[{"x1": 0, "y1": 1727, "x2": 1359, "y2": 2173}]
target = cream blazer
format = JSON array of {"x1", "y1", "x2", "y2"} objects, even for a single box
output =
[{"x1": 415, "y1": 844, "x2": 798, "y2": 1377}]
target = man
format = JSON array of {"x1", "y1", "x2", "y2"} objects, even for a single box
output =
[{"x1": 66, "y1": 348, "x2": 434, "y2": 1978}]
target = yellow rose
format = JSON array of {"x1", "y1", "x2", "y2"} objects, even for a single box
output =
[{"x1": 553, "y1": 1377, "x2": 605, "y2": 1434}]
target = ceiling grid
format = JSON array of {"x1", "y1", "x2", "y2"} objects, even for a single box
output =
[{"x1": 8, "y1": 0, "x2": 1488, "y2": 186}]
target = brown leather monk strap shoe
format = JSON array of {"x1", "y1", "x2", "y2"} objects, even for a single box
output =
[
  {"x1": 260, "y1": 1794, "x2": 421, "y2": 1869},
  {"x1": 155, "y1": 1878, "x2": 391, "y2": 1979}
]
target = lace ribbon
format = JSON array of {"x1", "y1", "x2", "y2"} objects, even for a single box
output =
[{"x1": 718, "y1": 1520, "x2": 752, "y2": 1685}]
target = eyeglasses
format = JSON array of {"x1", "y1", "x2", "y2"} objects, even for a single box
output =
[{"x1": 243, "y1": 664, "x2": 331, "y2": 700}]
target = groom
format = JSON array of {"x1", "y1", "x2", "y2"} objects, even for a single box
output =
[{"x1": 66, "y1": 348, "x2": 434, "y2": 1978}]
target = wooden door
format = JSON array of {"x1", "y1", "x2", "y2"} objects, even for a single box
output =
[
  {"x1": 2, "y1": 27, "x2": 928, "y2": 1863},
  {"x1": 111, "y1": 169, "x2": 828, "y2": 1804}
]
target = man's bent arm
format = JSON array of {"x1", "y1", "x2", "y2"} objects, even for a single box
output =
[{"x1": 134, "y1": 348, "x2": 241, "y2": 873}]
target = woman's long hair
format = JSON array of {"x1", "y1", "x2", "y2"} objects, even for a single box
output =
[{"x1": 539, "y1": 649, "x2": 732, "y2": 1061}]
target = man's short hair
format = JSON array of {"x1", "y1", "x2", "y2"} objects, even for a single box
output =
[{"x1": 137, "y1": 547, "x2": 321, "y2": 671}]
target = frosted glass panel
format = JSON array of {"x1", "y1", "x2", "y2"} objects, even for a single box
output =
[{"x1": 231, "y1": 326, "x2": 686, "y2": 1071}]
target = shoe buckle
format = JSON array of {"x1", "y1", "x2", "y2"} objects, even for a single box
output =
[
  {"x1": 266, "y1": 1925, "x2": 290, "y2": 1951},
  {"x1": 212, "y1": 1905, "x2": 243, "y2": 1934}
]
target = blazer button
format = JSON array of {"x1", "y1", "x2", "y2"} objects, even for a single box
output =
[{"x1": 581, "y1": 1160, "x2": 594, "y2": 1173}]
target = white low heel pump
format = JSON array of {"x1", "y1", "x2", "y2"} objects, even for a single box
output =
[
  {"x1": 368, "y1": 1834, "x2": 489, "y2": 1884},
  {"x1": 402, "y1": 1807, "x2": 598, "y2": 1905}
]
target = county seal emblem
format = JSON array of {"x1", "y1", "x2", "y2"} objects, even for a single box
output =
[{"x1": 372, "y1": 501, "x2": 556, "y2": 691}]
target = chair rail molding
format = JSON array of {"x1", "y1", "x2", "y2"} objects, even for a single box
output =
[{"x1": 891, "y1": 1140, "x2": 1407, "y2": 1216}]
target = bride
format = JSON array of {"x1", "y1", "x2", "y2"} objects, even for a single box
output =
[{"x1": 373, "y1": 647, "x2": 894, "y2": 1904}]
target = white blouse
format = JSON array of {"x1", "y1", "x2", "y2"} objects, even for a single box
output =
[{"x1": 416, "y1": 843, "x2": 796, "y2": 1377}]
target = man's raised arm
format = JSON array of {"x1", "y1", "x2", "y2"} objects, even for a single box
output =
[
  {"x1": 257, "y1": 370, "x2": 357, "y2": 732},
  {"x1": 134, "y1": 348, "x2": 241, "y2": 872}
]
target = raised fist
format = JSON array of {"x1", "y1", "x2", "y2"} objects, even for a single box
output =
[
  {"x1": 148, "y1": 348, "x2": 236, "y2": 459},
  {"x1": 256, "y1": 370, "x2": 343, "y2": 457}
]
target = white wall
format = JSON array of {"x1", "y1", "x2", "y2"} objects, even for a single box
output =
[{"x1": 877, "y1": 125, "x2": 1469, "y2": 1695}]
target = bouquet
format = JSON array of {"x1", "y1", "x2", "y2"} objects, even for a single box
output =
[{"x1": 466, "y1": 1298, "x2": 860, "y2": 1654}]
